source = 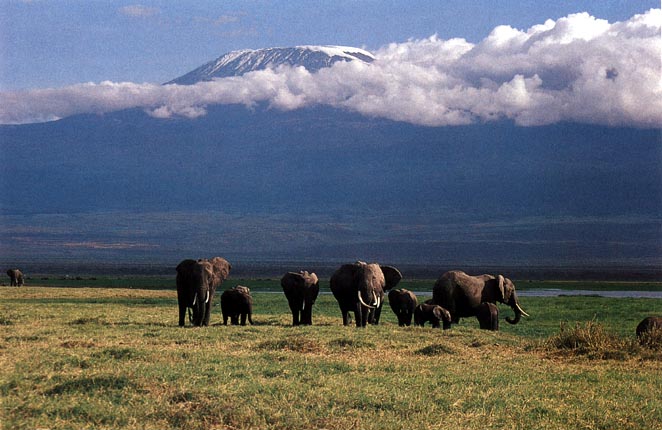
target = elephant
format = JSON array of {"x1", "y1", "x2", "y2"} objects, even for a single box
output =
[
  {"x1": 6, "y1": 269, "x2": 24, "y2": 287},
  {"x1": 432, "y1": 270, "x2": 528, "y2": 327},
  {"x1": 414, "y1": 304, "x2": 452, "y2": 329},
  {"x1": 221, "y1": 285, "x2": 254, "y2": 325},
  {"x1": 176, "y1": 257, "x2": 231, "y2": 327},
  {"x1": 636, "y1": 316, "x2": 662, "y2": 345},
  {"x1": 476, "y1": 302, "x2": 499, "y2": 331},
  {"x1": 280, "y1": 271, "x2": 320, "y2": 326},
  {"x1": 330, "y1": 261, "x2": 402, "y2": 327},
  {"x1": 388, "y1": 288, "x2": 418, "y2": 326}
]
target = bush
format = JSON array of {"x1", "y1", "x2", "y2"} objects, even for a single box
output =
[{"x1": 545, "y1": 321, "x2": 634, "y2": 360}]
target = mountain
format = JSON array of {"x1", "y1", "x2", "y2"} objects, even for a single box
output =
[
  {"x1": 0, "y1": 46, "x2": 660, "y2": 271},
  {"x1": 167, "y1": 45, "x2": 375, "y2": 85}
]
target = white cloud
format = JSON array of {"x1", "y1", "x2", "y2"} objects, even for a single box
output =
[{"x1": 1, "y1": 9, "x2": 660, "y2": 128}]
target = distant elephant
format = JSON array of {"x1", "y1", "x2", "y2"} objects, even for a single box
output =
[
  {"x1": 414, "y1": 304, "x2": 452, "y2": 329},
  {"x1": 636, "y1": 316, "x2": 662, "y2": 345},
  {"x1": 432, "y1": 270, "x2": 528, "y2": 327},
  {"x1": 176, "y1": 257, "x2": 231, "y2": 327},
  {"x1": 281, "y1": 271, "x2": 320, "y2": 326},
  {"x1": 221, "y1": 285, "x2": 254, "y2": 325},
  {"x1": 6, "y1": 269, "x2": 24, "y2": 287},
  {"x1": 388, "y1": 289, "x2": 418, "y2": 326},
  {"x1": 330, "y1": 261, "x2": 402, "y2": 327},
  {"x1": 476, "y1": 302, "x2": 499, "y2": 331}
]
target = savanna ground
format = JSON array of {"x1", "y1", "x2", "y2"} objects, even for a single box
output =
[{"x1": 1, "y1": 278, "x2": 661, "y2": 430}]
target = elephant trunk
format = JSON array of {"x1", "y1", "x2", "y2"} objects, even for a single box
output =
[
  {"x1": 357, "y1": 290, "x2": 377, "y2": 309},
  {"x1": 505, "y1": 293, "x2": 529, "y2": 325}
]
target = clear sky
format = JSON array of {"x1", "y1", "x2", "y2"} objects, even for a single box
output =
[{"x1": 1, "y1": 0, "x2": 658, "y2": 90}]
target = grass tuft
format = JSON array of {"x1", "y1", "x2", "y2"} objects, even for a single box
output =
[
  {"x1": 545, "y1": 321, "x2": 641, "y2": 360},
  {"x1": 638, "y1": 328, "x2": 662, "y2": 351},
  {"x1": 258, "y1": 336, "x2": 324, "y2": 353},
  {"x1": 415, "y1": 343, "x2": 456, "y2": 356},
  {"x1": 328, "y1": 338, "x2": 375, "y2": 349},
  {"x1": 0, "y1": 316, "x2": 13, "y2": 325}
]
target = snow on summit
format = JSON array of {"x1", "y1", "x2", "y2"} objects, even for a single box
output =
[{"x1": 167, "y1": 45, "x2": 375, "y2": 85}]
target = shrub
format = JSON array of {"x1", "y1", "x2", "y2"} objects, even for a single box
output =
[{"x1": 545, "y1": 321, "x2": 634, "y2": 360}]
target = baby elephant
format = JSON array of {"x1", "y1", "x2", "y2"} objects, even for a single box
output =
[
  {"x1": 220, "y1": 285, "x2": 254, "y2": 325},
  {"x1": 476, "y1": 302, "x2": 499, "y2": 331},
  {"x1": 636, "y1": 316, "x2": 662, "y2": 345},
  {"x1": 414, "y1": 304, "x2": 452, "y2": 329}
]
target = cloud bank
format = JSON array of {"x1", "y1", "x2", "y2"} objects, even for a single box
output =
[{"x1": 1, "y1": 9, "x2": 660, "y2": 127}]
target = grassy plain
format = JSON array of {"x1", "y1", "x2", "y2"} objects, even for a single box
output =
[{"x1": 1, "y1": 282, "x2": 661, "y2": 430}]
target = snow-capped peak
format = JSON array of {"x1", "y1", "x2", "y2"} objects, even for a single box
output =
[{"x1": 167, "y1": 45, "x2": 374, "y2": 85}]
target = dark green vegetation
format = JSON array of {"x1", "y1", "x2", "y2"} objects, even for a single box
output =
[
  {"x1": 15, "y1": 276, "x2": 662, "y2": 292},
  {"x1": 1, "y1": 284, "x2": 661, "y2": 430}
]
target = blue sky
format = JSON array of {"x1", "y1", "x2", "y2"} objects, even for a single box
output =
[{"x1": 1, "y1": 0, "x2": 658, "y2": 90}]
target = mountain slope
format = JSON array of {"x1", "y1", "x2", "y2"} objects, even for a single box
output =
[
  {"x1": 167, "y1": 45, "x2": 375, "y2": 85},
  {"x1": 0, "y1": 105, "x2": 660, "y2": 266}
]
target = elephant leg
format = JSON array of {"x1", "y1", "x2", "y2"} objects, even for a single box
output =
[
  {"x1": 302, "y1": 304, "x2": 313, "y2": 325},
  {"x1": 178, "y1": 303, "x2": 187, "y2": 327},
  {"x1": 222, "y1": 312, "x2": 229, "y2": 325},
  {"x1": 231, "y1": 315, "x2": 239, "y2": 325},
  {"x1": 203, "y1": 301, "x2": 212, "y2": 326},
  {"x1": 371, "y1": 305, "x2": 383, "y2": 325},
  {"x1": 240, "y1": 313, "x2": 247, "y2": 326}
]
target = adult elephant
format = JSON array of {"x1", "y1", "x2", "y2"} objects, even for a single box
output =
[
  {"x1": 330, "y1": 261, "x2": 402, "y2": 327},
  {"x1": 432, "y1": 270, "x2": 528, "y2": 327},
  {"x1": 6, "y1": 269, "x2": 24, "y2": 287},
  {"x1": 388, "y1": 289, "x2": 418, "y2": 326},
  {"x1": 176, "y1": 257, "x2": 231, "y2": 327},
  {"x1": 221, "y1": 285, "x2": 254, "y2": 325},
  {"x1": 281, "y1": 271, "x2": 320, "y2": 326}
]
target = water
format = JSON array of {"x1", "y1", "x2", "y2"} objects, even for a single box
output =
[{"x1": 517, "y1": 289, "x2": 662, "y2": 299}]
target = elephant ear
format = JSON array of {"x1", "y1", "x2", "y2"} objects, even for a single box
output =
[
  {"x1": 380, "y1": 265, "x2": 403, "y2": 291},
  {"x1": 496, "y1": 275, "x2": 505, "y2": 302}
]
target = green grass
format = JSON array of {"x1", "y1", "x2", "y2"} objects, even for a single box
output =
[{"x1": 1, "y1": 285, "x2": 661, "y2": 430}]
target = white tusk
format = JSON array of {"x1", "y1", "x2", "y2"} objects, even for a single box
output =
[
  {"x1": 205, "y1": 290, "x2": 210, "y2": 304},
  {"x1": 358, "y1": 290, "x2": 376, "y2": 309},
  {"x1": 192, "y1": 295, "x2": 197, "y2": 306},
  {"x1": 516, "y1": 303, "x2": 530, "y2": 317}
]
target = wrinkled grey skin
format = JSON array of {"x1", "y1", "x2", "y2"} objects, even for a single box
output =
[
  {"x1": 221, "y1": 285, "x2": 254, "y2": 325},
  {"x1": 432, "y1": 270, "x2": 528, "y2": 327},
  {"x1": 330, "y1": 261, "x2": 402, "y2": 327},
  {"x1": 414, "y1": 304, "x2": 452, "y2": 329},
  {"x1": 6, "y1": 269, "x2": 24, "y2": 287},
  {"x1": 281, "y1": 271, "x2": 320, "y2": 326},
  {"x1": 476, "y1": 302, "x2": 499, "y2": 331},
  {"x1": 176, "y1": 257, "x2": 231, "y2": 327},
  {"x1": 388, "y1": 289, "x2": 418, "y2": 327},
  {"x1": 636, "y1": 316, "x2": 662, "y2": 344}
]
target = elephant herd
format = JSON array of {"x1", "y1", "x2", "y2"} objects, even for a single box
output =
[{"x1": 176, "y1": 257, "x2": 530, "y2": 331}]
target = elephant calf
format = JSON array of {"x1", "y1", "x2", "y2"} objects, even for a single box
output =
[
  {"x1": 636, "y1": 316, "x2": 662, "y2": 346},
  {"x1": 221, "y1": 285, "x2": 254, "y2": 326},
  {"x1": 476, "y1": 302, "x2": 499, "y2": 331},
  {"x1": 414, "y1": 304, "x2": 452, "y2": 329},
  {"x1": 388, "y1": 289, "x2": 418, "y2": 327}
]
